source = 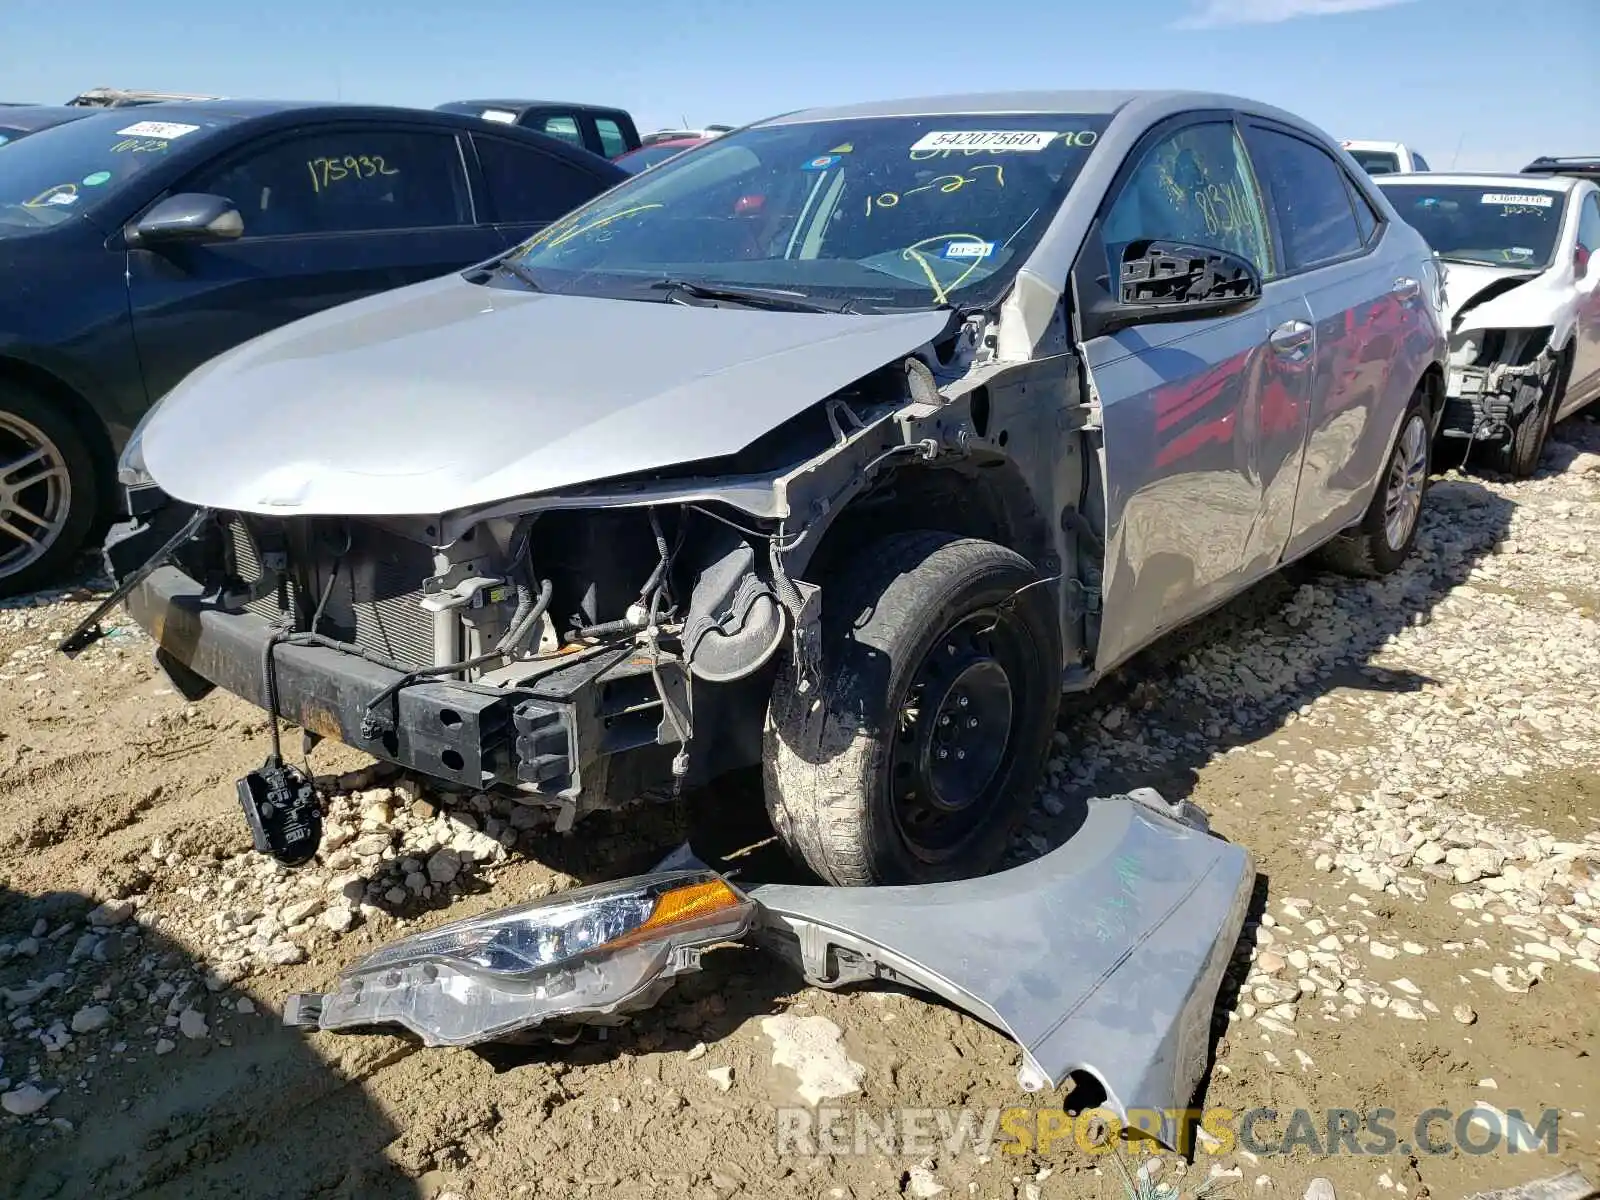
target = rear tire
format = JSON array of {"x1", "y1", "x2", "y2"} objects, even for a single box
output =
[
  {"x1": 1317, "y1": 386, "x2": 1430, "y2": 578},
  {"x1": 0, "y1": 384, "x2": 98, "y2": 598},
  {"x1": 763, "y1": 531, "x2": 1061, "y2": 886}
]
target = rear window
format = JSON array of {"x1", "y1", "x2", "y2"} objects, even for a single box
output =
[{"x1": 1349, "y1": 149, "x2": 1401, "y2": 175}]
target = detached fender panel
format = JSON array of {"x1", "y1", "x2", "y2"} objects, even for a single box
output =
[{"x1": 749, "y1": 790, "x2": 1254, "y2": 1149}]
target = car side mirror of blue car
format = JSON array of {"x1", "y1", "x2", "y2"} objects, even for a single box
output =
[
  {"x1": 1084, "y1": 238, "x2": 1263, "y2": 338},
  {"x1": 126, "y1": 192, "x2": 244, "y2": 249}
]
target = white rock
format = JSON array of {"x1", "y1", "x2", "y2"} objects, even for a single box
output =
[
  {"x1": 705, "y1": 1066, "x2": 733, "y2": 1092},
  {"x1": 320, "y1": 906, "x2": 356, "y2": 934},
  {"x1": 236, "y1": 997, "x2": 256, "y2": 1015},
  {"x1": 759, "y1": 1013, "x2": 866, "y2": 1105},
  {"x1": 178, "y1": 1009, "x2": 209, "y2": 1040},
  {"x1": 906, "y1": 1165, "x2": 946, "y2": 1198},
  {"x1": 71, "y1": 1005, "x2": 111, "y2": 1034},
  {"x1": 1452, "y1": 1004, "x2": 1476, "y2": 1025},
  {"x1": 154, "y1": 1038, "x2": 176, "y2": 1056},
  {"x1": 2, "y1": 1083, "x2": 58, "y2": 1116},
  {"x1": 1303, "y1": 1179, "x2": 1337, "y2": 1200},
  {"x1": 1368, "y1": 941, "x2": 1399, "y2": 960},
  {"x1": 87, "y1": 898, "x2": 134, "y2": 927},
  {"x1": 263, "y1": 942, "x2": 305, "y2": 966},
  {"x1": 280, "y1": 898, "x2": 323, "y2": 925}
]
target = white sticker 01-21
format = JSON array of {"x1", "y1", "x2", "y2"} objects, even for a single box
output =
[
  {"x1": 1480, "y1": 192, "x2": 1554, "y2": 208},
  {"x1": 115, "y1": 121, "x2": 201, "y2": 139},
  {"x1": 910, "y1": 130, "x2": 1058, "y2": 154}
]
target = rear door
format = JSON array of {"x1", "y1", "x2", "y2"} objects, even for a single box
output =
[
  {"x1": 126, "y1": 121, "x2": 503, "y2": 403},
  {"x1": 1076, "y1": 114, "x2": 1314, "y2": 671},
  {"x1": 470, "y1": 134, "x2": 620, "y2": 245},
  {"x1": 1240, "y1": 120, "x2": 1418, "y2": 562}
]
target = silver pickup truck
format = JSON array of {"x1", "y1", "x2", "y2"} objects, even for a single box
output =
[{"x1": 92, "y1": 89, "x2": 1448, "y2": 886}]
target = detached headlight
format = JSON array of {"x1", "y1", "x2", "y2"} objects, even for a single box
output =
[{"x1": 284, "y1": 870, "x2": 755, "y2": 1046}]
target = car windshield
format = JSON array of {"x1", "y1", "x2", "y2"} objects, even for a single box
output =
[
  {"x1": 0, "y1": 111, "x2": 235, "y2": 234},
  {"x1": 1349, "y1": 149, "x2": 1402, "y2": 175},
  {"x1": 617, "y1": 142, "x2": 701, "y2": 174},
  {"x1": 499, "y1": 112, "x2": 1112, "y2": 311},
  {"x1": 1378, "y1": 182, "x2": 1569, "y2": 268}
]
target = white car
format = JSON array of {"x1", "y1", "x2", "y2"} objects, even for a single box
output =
[
  {"x1": 1377, "y1": 171, "x2": 1600, "y2": 476},
  {"x1": 1343, "y1": 139, "x2": 1430, "y2": 175}
]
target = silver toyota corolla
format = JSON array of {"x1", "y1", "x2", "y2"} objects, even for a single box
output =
[{"x1": 94, "y1": 90, "x2": 1448, "y2": 885}]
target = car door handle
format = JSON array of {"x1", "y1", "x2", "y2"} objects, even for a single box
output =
[{"x1": 1269, "y1": 320, "x2": 1313, "y2": 356}]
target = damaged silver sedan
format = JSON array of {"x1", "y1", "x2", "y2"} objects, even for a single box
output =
[{"x1": 75, "y1": 90, "x2": 1447, "y2": 884}]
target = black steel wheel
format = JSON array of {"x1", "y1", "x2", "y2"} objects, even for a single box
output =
[{"x1": 764, "y1": 530, "x2": 1061, "y2": 886}]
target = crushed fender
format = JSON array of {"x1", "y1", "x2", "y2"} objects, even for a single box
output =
[{"x1": 284, "y1": 789, "x2": 1254, "y2": 1152}]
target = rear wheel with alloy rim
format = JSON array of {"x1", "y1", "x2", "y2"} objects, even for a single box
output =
[
  {"x1": 764, "y1": 530, "x2": 1061, "y2": 886},
  {"x1": 1316, "y1": 385, "x2": 1431, "y2": 578},
  {"x1": 0, "y1": 385, "x2": 98, "y2": 598}
]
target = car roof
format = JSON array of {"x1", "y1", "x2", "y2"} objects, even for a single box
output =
[
  {"x1": 758, "y1": 89, "x2": 1154, "y2": 125},
  {"x1": 438, "y1": 99, "x2": 631, "y2": 116},
  {"x1": 0, "y1": 104, "x2": 98, "y2": 132},
  {"x1": 1341, "y1": 139, "x2": 1406, "y2": 150},
  {"x1": 38, "y1": 101, "x2": 628, "y2": 176},
  {"x1": 1374, "y1": 171, "x2": 1580, "y2": 192}
]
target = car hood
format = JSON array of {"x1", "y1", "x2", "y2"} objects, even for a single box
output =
[
  {"x1": 1441, "y1": 260, "x2": 1565, "y2": 331},
  {"x1": 140, "y1": 274, "x2": 952, "y2": 517}
]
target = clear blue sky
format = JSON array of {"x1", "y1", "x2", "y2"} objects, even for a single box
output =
[{"x1": 4, "y1": 0, "x2": 1595, "y2": 171}]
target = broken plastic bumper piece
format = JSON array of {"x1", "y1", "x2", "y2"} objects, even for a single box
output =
[
  {"x1": 283, "y1": 870, "x2": 755, "y2": 1045},
  {"x1": 284, "y1": 790, "x2": 1253, "y2": 1152}
]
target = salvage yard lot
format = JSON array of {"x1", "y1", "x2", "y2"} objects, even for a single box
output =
[{"x1": 2, "y1": 417, "x2": 1599, "y2": 1200}]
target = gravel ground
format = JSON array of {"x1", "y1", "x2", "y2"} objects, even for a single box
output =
[{"x1": 1, "y1": 414, "x2": 1597, "y2": 1200}]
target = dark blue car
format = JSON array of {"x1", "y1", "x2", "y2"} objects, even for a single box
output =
[{"x1": 0, "y1": 100, "x2": 625, "y2": 594}]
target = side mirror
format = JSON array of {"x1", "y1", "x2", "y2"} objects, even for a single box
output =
[
  {"x1": 1576, "y1": 244, "x2": 1592, "y2": 280},
  {"x1": 1085, "y1": 239, "x2": 1263, "y2": 338},
  {"x1": 126, "y1": 192, "x2": 243, "y2": 248}
]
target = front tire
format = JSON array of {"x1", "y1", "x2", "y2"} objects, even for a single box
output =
[
  {"x1": 763, "y1": 531, "x2": 1061, "y2": 886},
  {"x1": 1317, "y1": 386, "x2": 1431, "y2": 578},
  {"x1": 1484, "y1": 349, "x2": 1568, "y2": 480},
  {"x1": 0, "y1": 384, "x2": 98, "y2": 598}
]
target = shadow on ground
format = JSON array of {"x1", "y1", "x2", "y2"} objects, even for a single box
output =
[{"x1": 0, "y1": 884, "x2": 417, "y2": 1200}]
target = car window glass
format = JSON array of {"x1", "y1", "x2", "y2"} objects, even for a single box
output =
[
  {"x1": 1245, "y1": 127, "x2": 1364, "y2": 273},
  {"x1": 1578, "y1": 194, "x2": 1600, "y2": 253},
  {"x1": 188, "y1": 128, "x2": 471, "y2": 236},
  {"x1": 1349, "y1": 178, "x2": 1379, "y2": 244},
  {"x1": 540, "y1": 116, "x2": 584, "y2": 148},
  {"x1": 594, "y1": 118, "x2": 629, "y2": 158},
  {"x1": 1102, "y1": 120, "x2": 1271, "y2": 275},
  {"x1": 1411, "y1": 152, "x2": 1431, "y2": 171},
  {"x1": 476, "y1": 137, "x2": 607, "y2": 223}
]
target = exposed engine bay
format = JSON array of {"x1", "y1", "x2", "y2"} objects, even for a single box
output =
[
  {"x1": 69, "y1": 310, "x2": 1100, "y2": 866},
  {"x1": 1445, "y1": 324, "x2": 1559, "y2": 443}
]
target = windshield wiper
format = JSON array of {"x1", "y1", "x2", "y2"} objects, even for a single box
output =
[
  {"x1": 490, "y1": 256, "x2": 544, "y2": 290},
  {"x1": 649, "y1": 278, "x2": 852, "y2": 314}
]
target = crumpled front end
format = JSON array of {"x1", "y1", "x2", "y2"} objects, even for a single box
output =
[{"x1": 1443, "y1": 326, "x2": 1558, "y2": 443}]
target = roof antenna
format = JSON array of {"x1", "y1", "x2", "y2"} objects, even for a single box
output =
[{"x1": 1448, "y1": 132, "x2": 1465, "y2": 170}]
